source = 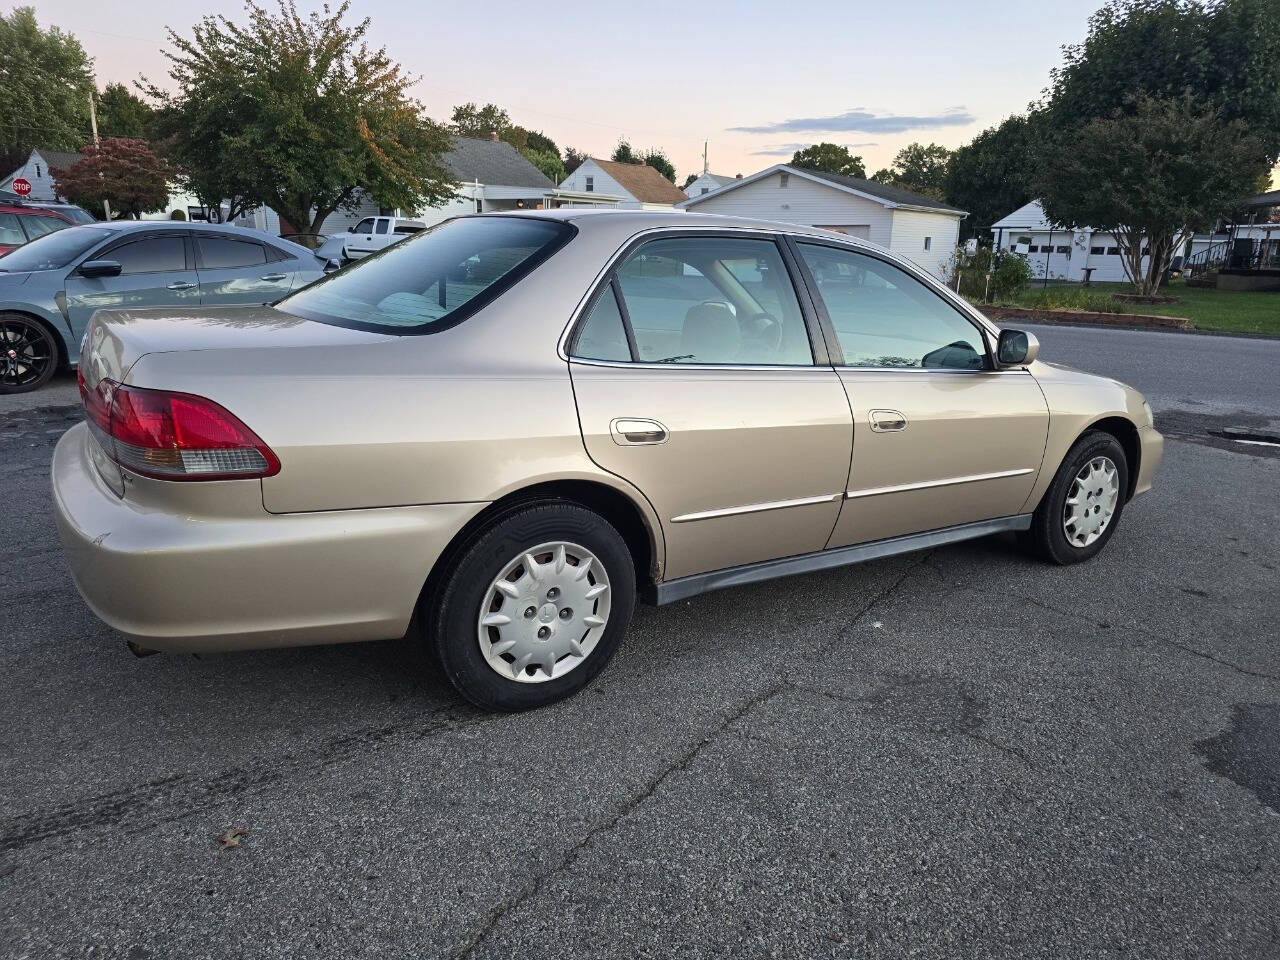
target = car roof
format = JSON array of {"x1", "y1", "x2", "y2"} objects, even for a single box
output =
[
  {"x1": 0, "y1": 203, "x2": 73, "y2": 219},
  {"x1": 77, "y1": 220, "x2": 316, "y2": 257},
  {"x1": 504, "y1": 208, "x2": 887, "y2": 253}
]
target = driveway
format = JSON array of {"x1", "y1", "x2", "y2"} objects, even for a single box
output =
[{"x1": 1, "y1": 327, "x2": 1277, "y2": 959}]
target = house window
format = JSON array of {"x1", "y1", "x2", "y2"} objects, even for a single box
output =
[
  {"x1": 36, "y1": 164, "x2": 42, "y2": 178},
  {"x1": 923, "y1": 236, "x2": 932, "y2": 251},
  {"x1": 1107, "y1": 247, "x2": 1119, "y2": 256},
  {"x1": 585, "y1": 176, "x2": 593, "y2": 192},
  {"x1": 1090, "y1": 246, "x2": 1104, "y2": 255},
  {"x1": 1056, "y1": 245, "x2": 1070, "y2": 254},
  {"x1": 1028, "y1": 245, "x2": 1039, "y2": 253},
  {"x1": 701, "y1": 187, "x2": 709, "y2": 194},
  {"x1": 779, "y1": 172, "x2": 790, "y2": 188}
]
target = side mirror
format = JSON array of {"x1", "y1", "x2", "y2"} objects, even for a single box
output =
[
  {"x1": 79, "y1": 259, "x2": 122, "y2": 279},
  {"x1": 347, "y1": 226, "x2": 355, "y2": 233},
  {"x1": 323, "y1": 257, "x2": 341, "y2": 274},
  {"x1": 997, "y1": 328, "x2": 1039, "y2": 366}
]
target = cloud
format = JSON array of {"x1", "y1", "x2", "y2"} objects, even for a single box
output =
[
  {"x1": 730, "y1": 107, "x2": 975, "y2": 136},
  {"x1": 750, "y1": 141, "x2": 878, "y2": 156}
]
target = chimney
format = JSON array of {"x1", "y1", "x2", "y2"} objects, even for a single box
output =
[{"x1": 490, "y1": 131, "x2": 500, "y2": 142}]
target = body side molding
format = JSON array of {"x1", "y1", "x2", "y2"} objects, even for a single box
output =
[{"x1": 647, "y1": 514, "x2": 1032, "y2": 605}]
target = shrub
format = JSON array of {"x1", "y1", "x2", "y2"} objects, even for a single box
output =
[
  {"x1": 169, "y1": 208, "x2": 186, "y2": 220},
  {"x1": 948, "y1": 246, "x2": 1031, "y2": 301}
]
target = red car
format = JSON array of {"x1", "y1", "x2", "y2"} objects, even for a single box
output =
[{"x1": 0, "y1": 202, "x2": 82, "y2": 256}]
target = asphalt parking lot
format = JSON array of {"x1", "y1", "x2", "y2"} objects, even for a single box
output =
[{"x1": 2, "y1": 325, "x2": 1278, "y2": 959}]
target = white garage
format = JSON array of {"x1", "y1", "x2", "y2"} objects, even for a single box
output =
[{"x1": 677, "y1": 164, "x2": 967, "y2": 280}]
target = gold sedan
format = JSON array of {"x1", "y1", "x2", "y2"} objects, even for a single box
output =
[{"x1": 53, "y1": 211, "x2": 1162, "y2": 711}]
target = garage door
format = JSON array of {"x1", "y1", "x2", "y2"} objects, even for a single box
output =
[{"x1": 815, "y1": 225, "x2": 871, "y2": 240}]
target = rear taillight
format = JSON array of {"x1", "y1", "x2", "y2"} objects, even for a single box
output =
[{"x1": 79, "y1": 376, "x2": 280, "y2": 480}]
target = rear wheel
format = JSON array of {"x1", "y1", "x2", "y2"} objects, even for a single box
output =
[
  {"x1": 1028, "y1": 430, "x2": 1129, "y2": 564},
  {"x1": 430, "y1": 502, "x2": 635, "y2": 711},
  {"x1": 0, "y1": 314, "x2": 58, "y2": 394}
]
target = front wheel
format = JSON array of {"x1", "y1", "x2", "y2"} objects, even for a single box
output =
[
  {"x1": 1028, "y1": 430, "x2": 1129, "y2": 564},
  {"x1": 430, "y1": 502, "x2": 635, "y2": 711}
]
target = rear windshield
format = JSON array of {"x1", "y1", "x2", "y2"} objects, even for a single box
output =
[
  {"x1": 0, "y1": 225, "x2": 111, "y2": 271},
  {"x1": 278, "y1": 216, "x2": 574, "y2": 334},
  {"x1": 51, "y1": 205, "x2": 97, "y2": 224}
]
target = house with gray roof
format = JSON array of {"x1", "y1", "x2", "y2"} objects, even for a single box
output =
[
  {"x1": 683, "y1": 171, "x2": 741, "y2": 199},
  {"x1": 1, "y1": 148, "x2": 85, "y2": 201},
  {"x1": 678, "y1": 163, "x2": 968, "y2": 279}
]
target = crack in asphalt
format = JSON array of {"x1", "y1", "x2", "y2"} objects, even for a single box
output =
[
  {"x1": 455, "y1": 553, "x2": 935, "y2": 958},
  {"x1": 0, "y1": 703, "x2": 489, "y2": 856},
  {"x1": 921, "y1": 555, "x2": 1280, "y2": 683}
]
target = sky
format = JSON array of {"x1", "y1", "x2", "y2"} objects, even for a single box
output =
[{"x1": 30, "y1": 0, "x2": 1166, "y2": 182}]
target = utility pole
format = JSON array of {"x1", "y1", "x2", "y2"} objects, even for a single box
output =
[
  {"x1": 703, "y1": 141, "x2": 709, "y2": 175},
  {"x1": 88, "y1": 93, "x2": 111, "y2": 221}
]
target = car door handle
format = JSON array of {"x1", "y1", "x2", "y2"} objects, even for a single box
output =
[
  {"x1": 610, "y1": 418, "x2": 668, "y2": 445},
  {"x1": 259, "y1": 273, "x2": 288, "y2": 282},
  {"x1": 869, "y1": 409, "x2": 908, "y2": 432},
  {"x1": 167, "y1": 281, "x2": 197, "y2": 290}
]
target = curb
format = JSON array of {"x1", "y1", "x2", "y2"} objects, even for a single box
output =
[{"x1": 977, "y1": 305, "x2": 1193, "y2": 331}]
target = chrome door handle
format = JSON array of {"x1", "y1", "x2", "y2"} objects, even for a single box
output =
[
  {"x1": 260, "y1": 273, "x2": 288, "y2": 282},
  {"x1": 610, "y1": 418, "x2": 668, "y2": 445},
  {"x1": 869, "y1": 409, "x2": 907, "y2": 432},
  {"x1": 167, "y1": 281, "x2": 197, "y2": 290}
]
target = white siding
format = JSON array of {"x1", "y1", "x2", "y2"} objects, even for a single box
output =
[
  {"x1": 683, "y1": 173, "x2": 734, "y2": 198},
  {"x1": 1, "y1": 150, "x2": 66, "y2": 201},
  {"x1": 560, "y1": 160, "x2": 637, "y2": 205},
  {"x1": 888, "y1": 209, "x2": 961, "y2": 280},
  {"x1": 686, "y1": 172, "x2": 894, "y2": 247}
]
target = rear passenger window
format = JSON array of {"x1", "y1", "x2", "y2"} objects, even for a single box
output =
[
  {"x1": 572, "y1": 285, "x2": 631, "y2": 362},
  {"x1": 198, "y1": 237, "x2": 267, "y2": 269},
  {"x1": 610, "y1": 236, "x2": 812, "y2": 365},
  {"x1": 797, "y1": 243, "x2": 987, "y2": 370},
  {"x1": 111, "y1": 236, "x2": 186, "y2": 274}
]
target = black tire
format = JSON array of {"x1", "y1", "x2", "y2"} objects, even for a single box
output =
[
  {"x1": 1028, "y1": 430, "x2": 1129, "y2": 565},
  {"x1": 430, "y1": 502, "x2": 635, "y2": 711},
  {"x1": 0, "y1": 313, "x2": 59, "y2": 395}
]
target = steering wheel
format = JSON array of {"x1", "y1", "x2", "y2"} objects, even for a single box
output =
[{"x1": 739, "y1": 311, "x2": 783, "y2": 354}]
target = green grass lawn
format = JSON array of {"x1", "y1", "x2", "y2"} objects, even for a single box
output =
[{"x1": 990, "y1": 280, "x2": 1280, "y2": 336}]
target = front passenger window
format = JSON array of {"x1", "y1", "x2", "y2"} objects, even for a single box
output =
[
  {"x1": 110, "y1": 236, "x2": 186, "y2": 274},
  {"x1": 797, "y1": 243, "x2": 987, "y2": 370}
]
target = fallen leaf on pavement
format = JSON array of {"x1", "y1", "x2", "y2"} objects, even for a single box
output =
[{"x1": 216, "y1": 826, "x2": 249, "y2": 852}]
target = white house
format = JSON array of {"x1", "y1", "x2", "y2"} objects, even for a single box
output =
[
  {"x1": 683, "y1": 171, "x2": 740, "y2": 199},
  {"x1": 990, "y1": 200, "x2": 1156, "y2": 284},
  {"x1": 1, "y1": 148, "x2": 84, "y2": 201},
  {"x1": 558, "y1": 158, "x2": 688, "y2": 209},
  {"x1": 227, "y1": 135, "x2": 571, "y2": 236},
  {"x1": 678, "y1": 164, "x2": 967, "y2": 280}
]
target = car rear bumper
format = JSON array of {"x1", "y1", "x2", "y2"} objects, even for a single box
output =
[
  {"x1": 1134, "y1": 424, "x2": 1163, "y2": 497},
  {"x1": 52, "y1": 423, "x2": 485, "y2": 653}
]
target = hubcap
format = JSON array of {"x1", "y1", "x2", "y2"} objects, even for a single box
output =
[
  {"x1": 477, "y1": 541, "x2": 611, "y2": 684},
  {"x1": 0, "y1": 319, "x2": 54, "y2": 388},
  {"x1": 1063, "y1": 456, "x2": 1119, "y2": 547}
]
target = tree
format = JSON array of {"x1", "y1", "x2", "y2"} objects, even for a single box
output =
[
  {"x1": 945, "y1": 115, "x2": 1038, "y2": 238},
  {"x1": 525, "y1": 130, "x2": 559, "y2": 159},
  {"x1": 52, "y1": 138, "x2": 169, "y2": 218},
  {"x1": 564, "y1": 147, "x2": 587, "y2": 176},
  {"x1": 96, "y1": 83, "x2": 156, "y2": 140},
  {"x1": 611, "y1": 139, "x2": 675, "y2": 182},
  {"x1": 870, "y1": 142, "x2": 951, "y2": 199},
  {"x1": 611, "y1": 139, "x2": 638, "y2": 164},
  {"x1": 148, "y1": 2, "x2": 456, "y2": 234},
  {"x1": 1043, "y1": 0, "x2": 1280, "y2": 162},
  {"x1": 522, "y1": 148, "x2": 565, "y2": 184},
  {"x1": 641, "y1": 148, "x2": 676, "y2": 183},
  {"x1": 0, "y1": 8, "x2": 93, "y2": 174},
  {"x1": 682, "y1": 172, "x2": 698, "y2": 188},
  {"x1": 790, "y1": 142, "x2": 866, "y2": 178},
  {"x1": 450, "y1": 101, "x2": 531, "y2": 150},
  {"x1": 1038, "y1": 94, "x2": 1267, "y2": 294}
]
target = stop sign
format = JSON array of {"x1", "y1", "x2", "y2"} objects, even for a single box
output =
[{"x1": 10, "y1": 178, "x2": 31, "y2": 196}]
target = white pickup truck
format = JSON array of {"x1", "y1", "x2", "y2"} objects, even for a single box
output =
[{"x1": 342, "y1": 216, "x2": 427, "y2": 261}]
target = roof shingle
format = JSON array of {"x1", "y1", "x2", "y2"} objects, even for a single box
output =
[
  {"x1": 444, "y1": 137, "x2": 554, "y2": 189},
  {"x1": 590, "y1": 158, "x2": 687, "y2": 205}
]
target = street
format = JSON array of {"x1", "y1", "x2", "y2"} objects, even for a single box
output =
[{"x1": 2, "y1": 326, "x2": 1278, "y2": 959}]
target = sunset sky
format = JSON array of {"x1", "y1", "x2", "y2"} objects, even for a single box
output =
[{"x1": 30, "y1": 0, "x2": 1189, "y2": 182}]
